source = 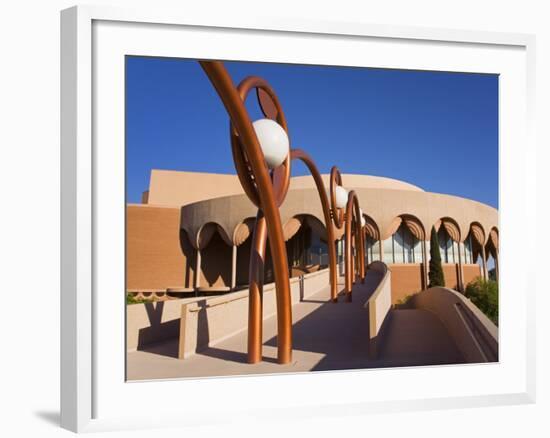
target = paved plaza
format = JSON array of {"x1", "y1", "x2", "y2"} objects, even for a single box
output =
[{"x1": 127, "y1": 276, "x2": 463, "y2": 381}]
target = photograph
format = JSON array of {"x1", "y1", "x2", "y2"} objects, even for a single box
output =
[{"x1": 124, "y1": 57, "x2": 499, "y2": 381}]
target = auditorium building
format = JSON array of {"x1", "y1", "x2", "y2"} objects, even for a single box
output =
[{"x1": 126, "y1": 169, "x2": 499, "y2": 304}]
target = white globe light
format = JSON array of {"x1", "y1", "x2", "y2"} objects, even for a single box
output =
[
  {"x1": 335, "y1": 185, "x2": 348, "y2": 209},
  {"x1": 360, "y1": 209, "x2": 366, "y2": 227},
  {"x1": 252, "y1": 118, "x2": 289, "y2": 169}
]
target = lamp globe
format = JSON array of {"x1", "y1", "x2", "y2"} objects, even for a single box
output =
[
  {"x1": 335, "y1": 185, "x2": 348, "y2": 209},
  {"x1": 252, "y1": 119, "x2": 289, "y2": 169}
]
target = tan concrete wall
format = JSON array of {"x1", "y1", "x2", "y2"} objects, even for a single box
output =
[
  {"x1": 125, "y1": 268, "x2": 330, "y2": 352},
  {"x1": 126, "y1": 205, "x2": 195, "y2": 291},
  {"x1": 363, "y1": 262, "x2": 392, "y2": 358},
  {"x1": 178, "y1": 268, "x2": 330, "y2": 358},
  {"x1": 389, "y1": 264, "x2": 424, "y2": 304},
  {"x1": 463, "y1": 264, "x2": 482, "y2": 286},
  {"x1": 442, "y1": 263, "x2": 459, "y2": 290},
  {"x1": 147, "y1": 170, "x2": 245, "y2": 206},
  {"x1": 412, "y1": 287, "x2": 498, "y2": 362}
]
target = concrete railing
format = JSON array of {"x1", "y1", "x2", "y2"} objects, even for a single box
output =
[
  {"x1": 125, "y1": 268, "x2": 330, "y2": 354},
  {"x1": 178, "y1": 268, "x2": 330, "y2": 359},
  {"x1": 412, "y1": 287, "x2": 498, "y2": 362},
  {"x1": 363, "y1": 261, "x2": 392, "y2": 358}
]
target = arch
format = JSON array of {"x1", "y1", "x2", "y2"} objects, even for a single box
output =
[
  {"x1": 469, "y1": 222, "x2": 486, "y2": 246},
  {"x1": 232, "y1": 217, "x2": 256, "y2": 247},
  {"x1": 435, "y1": 217, "x2": 463, "y2": 291},
  {"x1": 362, "y1": 214, "x2": 380, "y2": 241},
  {"x1": 435, "y1": 217, "x2": 461, "y2": 242},
  {"x1": 489, "y1": 227, "x2": 499, "y2": 251},
  {"x1": 401, "y1": 214, "x2": 426, "y2": 241},
  {"x1": 362, "y1": 214, "x2": 382, "y2": 265},
  {"x1": 200, "y1": 227, "x2": 233, "y2": 288},
  {"x1": 466, "y1": 222, "x2": 489, "y2": 281},
  {"x1": 283, "y1": 217, "x2": 303, "y2": 242},
  {"x1": 485, "y1": 226, "x2": 499, "y2": 282},
  {"x1": 285, "y1": 214, "x2": 329, "y2": 275},
  {"x1": 196, "y1": 222, "x2": 233, "y2": 249}
]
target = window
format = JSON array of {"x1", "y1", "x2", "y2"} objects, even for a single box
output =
[
  {"x1": 438, "y1": 226, "x2": 458, "y2": 264},
  {"x1": 463, "y1": 233, "x2": 474, "y2": 264},
  {"x1": 390, "y1": 223, "x2": 421, "y2": 264},
  {"x1": 365, "y1": 235, "x2": 379, "y2": 263}
]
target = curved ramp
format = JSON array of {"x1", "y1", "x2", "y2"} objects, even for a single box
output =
[{"x1": 411, "y1": 287, "x2": 498, "y2": 362}]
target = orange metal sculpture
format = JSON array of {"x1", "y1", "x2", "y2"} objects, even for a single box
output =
[
  {"x1": 291, "y1": 149, "x2": 338, "y2": 303},
  {"x1": 344, "y1": 190, "x2": 365, "y2": 302},
  {"x1": 199, "y1": 61, "x2": 292, "y2": 364}
]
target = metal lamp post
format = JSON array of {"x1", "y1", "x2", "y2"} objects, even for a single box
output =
[
  {"x1": 200, "y1": 62, "x2": 293, "y2": 364},
  {"x1": 329, "y1": 166, "x2": 365, "y2": 302},
  {"x1": 200, "y1": 61, "x2": 339, "y2": 364}
]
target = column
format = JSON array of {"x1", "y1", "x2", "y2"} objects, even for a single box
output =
[
  {"x1": 231, "y1": 244, "x2": 237, "y2": 290},
  {"x1": 457, "y1": 241, "x2": 464, "y2": 292},
  {"x1": 481, "y1": 245, "x2": 488, "y2": 281},
  {"x1": 422, "y1": 240, "x2": 428, "y2": 290},
  {"x1": 194, "y1": 248, "x2": 201, "y2": 295}
]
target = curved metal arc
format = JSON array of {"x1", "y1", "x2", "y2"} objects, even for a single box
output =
[
  {"x1": 291, "y1": 149, "x2": 338, "y2": 302},
  {"x1": 329, "y1": 166, "x2": 344, "y2": 229},
  {"x1": 344, "y1": 190, "x2": 365, "y2": 302},
  {"x1": 199, "y1": 61, "x2": 292, "y2": 364},
  {"x1": 230, "y1": 76, "x2": 291, "y2": 208}
]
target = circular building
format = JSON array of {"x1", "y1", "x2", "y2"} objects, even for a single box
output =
[{"x1": 126, "y1": 169, "x2": 498, "y2": 303}]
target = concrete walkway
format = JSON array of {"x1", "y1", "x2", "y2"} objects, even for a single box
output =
[{"x1": 127, "y1": 278, "x2": 464, "y2": 381}]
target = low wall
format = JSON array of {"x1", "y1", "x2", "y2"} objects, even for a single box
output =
[
  {"x1": 126, "y1": 268, "x2": 330, "y2": 353},
  {"x1": 389, "y1": 264, "x2": 423, "y2": 304},
  {"x1": 412, "y1": 287, "x2": 498, "y2": 363},
  {"x1": 178, "y1": 268, "x2": 330, "y2": 358},
  {"x1": 463, "y1": 264, "x2": 482, "y2": 286},
  {"x1": 442, "y1": 264, "x2": 459, "y2": 290},
  {"x1": 363, "y1": 261, "x2": 392, "y2": 358}
]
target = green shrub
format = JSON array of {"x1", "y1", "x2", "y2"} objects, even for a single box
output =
[
  {"x1": 126, "y1": 293, "x2": 147, "y2": 305},
  {"x1": 465, "y1": 278, "x2": 498, "y2": 325},
  {"x1": 428, "y1": 226, "x2": 445, "y2": 287}
]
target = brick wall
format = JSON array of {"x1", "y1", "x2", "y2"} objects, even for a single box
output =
[
  {"x1": 389, "y1": 264, "x2": 423, "y2": 304},
  {"x1": 126, "y1": 205, "x2": 194, "y2": 291}
]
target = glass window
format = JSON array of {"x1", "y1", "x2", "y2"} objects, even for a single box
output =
[
  {"x1": 393, "y1": 227, "x2": 405, "y2": 263},
  {"x1": 413, "y1": 239, "x2": 423, "y2": 264},
  {"x1": 438, "y1": 227, "x2": 452, "y2": 263},
  {"x1": 383, "y1": 238, "x2": 394, "y2": 264},
  {"x1": 390, "y1": 223, "x2": 420, "y2": 264},
  {"x1": 365, "y1": 235, "x2": 379, "y2": 264}
]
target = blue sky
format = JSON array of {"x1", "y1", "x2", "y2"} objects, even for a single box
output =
[{"x1": 126, "y1": 57, "x2": 498, "y2": 208}]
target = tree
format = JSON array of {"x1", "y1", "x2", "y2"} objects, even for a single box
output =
[{"x1": 428, "y1": 226, "x2": 445, "y2": 287}]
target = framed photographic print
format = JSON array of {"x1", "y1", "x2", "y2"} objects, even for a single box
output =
[{"x1": 61, "y1": 4, "x2": 536, "y2": 433}]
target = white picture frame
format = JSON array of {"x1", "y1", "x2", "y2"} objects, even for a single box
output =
[{"x1": 60, "y1": 4, "x2": 536, "y2": 433}]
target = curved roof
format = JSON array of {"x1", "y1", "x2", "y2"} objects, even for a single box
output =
[
  {"x1": 144, "y1": 169, "x2": 423, "y2": 207},
  {"x1": 180, "y1": 187, "x2": 498, "y2": 249},
  {"x1": 290, "y1": 174, "x2": 424, "y2": 192}
]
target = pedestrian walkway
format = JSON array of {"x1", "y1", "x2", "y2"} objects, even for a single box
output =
[{"x1": 127, "y1": 278, "x2": 464, "y2": 381}]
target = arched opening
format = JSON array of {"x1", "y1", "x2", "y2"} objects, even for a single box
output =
[
  {"x1": 285, "y1": 215, "x2": 328, "y2": 277},
  {"x1": 434, "y1": 217, "x2": 462, "y2": 291},
  {"x1": 462, "y1": 222, "x2": 487, "y2": 285},
  {"x1": 383, "y1": 214, "x2": 427, "y2": 303},
  {"x1": 196, "y1": 222, "x2": 233, "y2": 292},
  {"x1": 485, "y1": 227, "x2": 499, "y2": 282},
  {"x1": 362, "y1": 214, "x2": 381, "y2": 266}
]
